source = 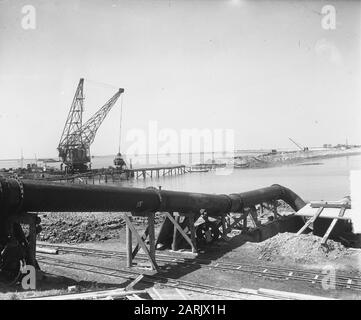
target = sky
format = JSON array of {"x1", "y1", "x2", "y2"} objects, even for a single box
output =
[{"x1": 0, "y1": 0, "x2": 360, "y2": 159}]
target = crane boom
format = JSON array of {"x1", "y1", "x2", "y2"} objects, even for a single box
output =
[
  {"x1": 70, "y1": 88, "x2": 124, "y2": 146},
  {"x1": 288, "y1": 137, "x2": 308, "y2": 151}
]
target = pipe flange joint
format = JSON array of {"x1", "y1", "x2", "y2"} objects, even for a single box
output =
[
  {"x1": 228, "y1": 193, "x2": 243, "y2": 213},
  {"x1": 10, "y1": 174, "x2": 24, "y2": 213},
  {"x1": 146, "y1": 186, "x2": 165, "y2": 212}
]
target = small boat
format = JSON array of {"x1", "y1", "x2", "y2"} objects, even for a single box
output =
[
  {"x1": 233, "y1": 160, "x2": 250, "y2": 168},
  {"x1": 189, "y1": 166, "x2": 209, "y2": 173}
]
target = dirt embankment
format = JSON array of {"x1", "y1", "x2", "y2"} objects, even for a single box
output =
[{"x1": 37, "y1": 212, "x2": 164, "y2": 244}]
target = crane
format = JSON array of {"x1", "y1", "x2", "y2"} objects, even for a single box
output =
[
  {"x1": 58, "y1": 78, "x2": 124, "y2": 172},
  {"x1": 288, "y1": 138, "x2": 309, "y2": 152}
]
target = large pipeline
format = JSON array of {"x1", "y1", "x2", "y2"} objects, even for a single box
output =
[
  {"x1": 0, "y1": 177, "x2": 306, "y2": 280},
  {"x1": 0, "y1": 178, "x2": 306, "y2": 217}
]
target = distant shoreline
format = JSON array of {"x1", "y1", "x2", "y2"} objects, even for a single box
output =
[{"x1": 233, "y1": 149, "x2": 361, "y2": 169}]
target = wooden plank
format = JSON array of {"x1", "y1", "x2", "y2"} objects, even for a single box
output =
[
  {"x1": 123, "y1": 214, "x2": 159, "y2": 271},
  {"x1": 37, "y1": 247, "x2": 58, "y2": 255},
  {"x1": 297, "y1": 207, "x2": 324, "y2": 235},
  {"x1": 148, "y1": 288, "x2": 188, "y2": 300},
  {"x1": 295, "y1": 205, "x2": 352, "y2": 220},
  {"x1": 257, "y1": 288, "x2": 335, "y2": 300},
  {"x1": 127, "y1": 294, "x2": 146, "y2": 300},
  {"x1": 166, "y1": 212, "x2": 195, "y2": 251},
  {"x1": 310, "y1": 200, "x2": 351, "y2": 209},
  {"x1": 321, "y1": 207, "x2": 346, "y2": 245},
  {"x1": 125, "y1": 274, "x2": 145, "y2": 291},
  {"x1": 27, "y1": 289, "x2": 146, "y2": 300}
]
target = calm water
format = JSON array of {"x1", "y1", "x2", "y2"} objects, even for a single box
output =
[
  {"x1": 1, "y1": 153, "x2": 360, "y2": 201},
  {"x1": 118, "y1": 155, "x2": 361, "y2": 201}
]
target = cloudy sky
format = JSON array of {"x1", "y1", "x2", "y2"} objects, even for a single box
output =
[{"x1": 0, "y1": 0, "x2": 360, "y2": 159}]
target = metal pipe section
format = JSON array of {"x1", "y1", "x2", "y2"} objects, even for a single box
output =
[{"x1": 0, "y1": 178, "x2": 306, "y2": 217}]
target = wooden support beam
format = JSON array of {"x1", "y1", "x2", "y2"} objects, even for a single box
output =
[
  {"x1": 126, "y1": 218, "x2": 132, "y2": 267},
  {"x1": 310, "y1": 201, "x2": 351, "y2": 209},
  {"x1": 242, "y1": 212, "x2": 248, "y2": 231},
  {"x1": 28, "y1": 214, "x2": 37, "y2": 266},
  {"x1": 132, "y1": 226, "x2": 149, "y2": 259},
  {"x1": 165, "y1": 212, "x2": 195, "y2": 251},
  {"x1": 249, "y1": 206, "x2": 260, "y2": 227},
  {"x1": 321, "y1": 207, "x2": 346, "y2": 245},
  {"x1": 148, "y1": 212, "x2": 156, "y2": 260},
  {"x1": 221, "y1": 214, "x2": 227, "y2": 235},
  {"x1": 271, "y1": 201, "x2": 279, "y2": 219},
  {"x1": 188, "y1": 214, "x2": 197, "y2": 253},
  {"x1": 248, "y1": 214, "x2": 258, "y2": 228},
  {"x1": 223, "y1": 214, "x2": 244, "y2": 234},
  {"x1": 172, "y1": 215, "x2": 179, "y2": 251},
  {"x1": 297, "y1": 207, "x2": 324, "y2": 235},
  {"x1": 123, "y1": 214, "x2": 159, "y2": 271}
]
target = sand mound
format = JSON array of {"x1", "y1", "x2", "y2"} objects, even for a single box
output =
[{"x1": 256, "y1": 232, "x2": 348, "y2": 263}]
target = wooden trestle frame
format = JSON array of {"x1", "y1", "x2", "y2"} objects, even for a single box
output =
[
  {"x1": 296, "y1": 199, "x2": 351, "y2": 246},
  {"x1": 123, "y1": 211, "x2": 199, "y2": 271},
  {"x1": 123, "y1": 202, "x2": 279, "y2": 271}
]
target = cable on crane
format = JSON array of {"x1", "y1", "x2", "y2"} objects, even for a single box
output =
[
  {"x1": 118, "y1": 93, "x2": 124, "y2": 154},
  {"x1": 85, "y1": 78, "x2": 118, "y2": 90}
]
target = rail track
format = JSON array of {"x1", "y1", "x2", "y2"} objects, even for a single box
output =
[
  {"x1": 36, "y1": 254, "x2": 267, "y2": 300},
  {"x1": 37, "y1": 243, "x2": 361, "y2": 292}
]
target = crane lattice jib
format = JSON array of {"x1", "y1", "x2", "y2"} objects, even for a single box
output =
[
  {"x1": 58, "y1": 79, "x2": 85, "y2": 150},
  {"x1": 67, "y1": 88, "x2": 124, "y2": 147}
]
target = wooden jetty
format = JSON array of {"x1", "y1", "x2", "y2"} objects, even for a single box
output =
[
  {"x1": 125, "y1": 165, "x2": 186, "y2": 179},
  {"x1": 32, "y1": 164, "x2": 187, "y2": 183}
]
